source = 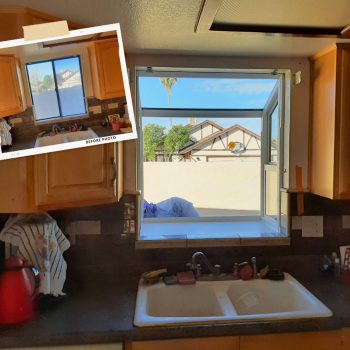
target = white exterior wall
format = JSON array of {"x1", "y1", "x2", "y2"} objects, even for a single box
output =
[
  {"x1": 144, "y1": 161, "x2": 261, "y2": 213},
  {"x1": 190, "y1": 124, "x2": 221, "y2": 141}
]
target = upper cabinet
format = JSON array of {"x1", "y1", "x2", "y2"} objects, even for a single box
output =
[
  {"x1": 88, "y1": 39, "x2": 125, "y2": 100},
  {"x1": 310, "y1": 44, "x2": 350, "y2": 199},
  {"x1": 0, "y1": 55, "x2": 25, "y2": 118},
  {"x1": 0, "y1": 7, "x2": 83, "y2": 41}
]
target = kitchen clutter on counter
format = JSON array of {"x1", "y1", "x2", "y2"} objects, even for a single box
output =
[
  {"x1": 0, "y1": 119, "x2": 12, "y2": 150},
  {"x1": 0, "y1": 214, "x2": 70, "y2": 324}
]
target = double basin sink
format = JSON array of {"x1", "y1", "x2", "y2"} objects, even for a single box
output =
[
  {"x1": 34, "y1": 128, "x2": 98, "y2": 147},
  {"x1": 134, "y1": 273, "x2": 332, "y2": 327}
]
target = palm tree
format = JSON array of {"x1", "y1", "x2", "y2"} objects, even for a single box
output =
[{"x1": 160, "y1": 78, "x2": 178, "y2": 128}]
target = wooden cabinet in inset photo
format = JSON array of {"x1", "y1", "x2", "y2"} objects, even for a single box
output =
[
  {"x1": 0, "y1": 55, "x2": 25, "y2": 118},
  {"x1": 88, "y1": 39, "x2": 125, "y2": 100}
]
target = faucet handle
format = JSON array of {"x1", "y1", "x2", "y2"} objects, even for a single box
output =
[
  {"x1": 251, "y1": 257, "x2": 257, "y2": 279},
  {"x1": 186, "y1": 262, "x2": 195, "y2": 270},
  {"x1": 233, "y1": 263, "x2": 239, "y2": 279},
  {"x1": 214, "y1": 264, "x2": 221, "y2": 275}
]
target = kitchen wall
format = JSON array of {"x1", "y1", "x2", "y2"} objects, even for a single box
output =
[
  {"x1": 57, "y1": 193, "x2": 350, "y2": 276},
  {"x1": 1, "y1": 193, "x2": 350, "y2": 276},
  {"x1": 123, "y1": 53, "x2": 310, "y2": 194}
]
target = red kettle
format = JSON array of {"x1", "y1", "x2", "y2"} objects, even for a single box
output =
[{"x1": 0, "y1": 257, "x2": 39, "y2": 325}]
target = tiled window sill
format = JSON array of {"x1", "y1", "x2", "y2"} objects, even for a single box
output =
[{"x1": 136, "y1": 219, "x2": 290, "y2": 249}]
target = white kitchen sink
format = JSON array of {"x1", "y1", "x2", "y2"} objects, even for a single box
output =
[
  {"x1": 34, "y1": 128, "x2": 98, "y2": 147},
  {"x1": 134, "y1": 273, "x2": 332, "y2": 327}
]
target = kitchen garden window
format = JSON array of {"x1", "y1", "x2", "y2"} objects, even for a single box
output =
[
  {"x1": 26, "y1": 56, "x2": 87, "y2": 121},
  {"x1": 136, "y1": 68, "x2": 291, "y2": 246}
]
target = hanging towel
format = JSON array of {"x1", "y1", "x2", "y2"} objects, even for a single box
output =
[
  {"x1": 0, "y1": 119, "x2": 12, "y2": 146},
  {"x1": 0, "y1": 213, "x2": 70, "y2": 296}
]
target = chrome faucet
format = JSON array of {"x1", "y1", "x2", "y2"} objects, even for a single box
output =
[{"x1": 189, "y1": 251, "x2": 221, "y2": 277}]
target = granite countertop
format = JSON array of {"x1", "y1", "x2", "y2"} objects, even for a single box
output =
[
  {"x1": 1, "y1": 125, "x2": 127, "y2": 155},
  {"x1": 2, "y1": 136, "x2": 36, "y2": 153},
  {"x1": 91, "y1": 125, "x2": 123, "y2": 138},
  {"x1": 1, "y1": 265, "x2": 350, "y2": 348}
]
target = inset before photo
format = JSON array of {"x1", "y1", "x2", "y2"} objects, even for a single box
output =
[{"x1": 0, "y1": 23, "x2": 136, "y2": 160}]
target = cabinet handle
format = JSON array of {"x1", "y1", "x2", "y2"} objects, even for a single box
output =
[{"x1": 111, "y1": 157, "x2": 117, "y2": 185}]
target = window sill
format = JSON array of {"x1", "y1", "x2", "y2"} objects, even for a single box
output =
[
  {"x1": 34, "y1": 114, "x2": 89, "y2": 125},
  {"x1": 136, "y1": 219, "x2": 290, "y2": 249}
]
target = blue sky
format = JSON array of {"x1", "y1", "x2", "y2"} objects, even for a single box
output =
[{"x1": 139, "y1": 77, "x2": 277, "y2": 134}]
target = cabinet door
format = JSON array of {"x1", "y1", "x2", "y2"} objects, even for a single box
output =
[
  {"x1": 335, "y1": 47, "x2": 350, "y2": 199},
  {"x1": 0, "y1": 55, "x2": 24, "y2": 118},
  {"x1": 126, "y1": 337, "x2": 239, "y2": 350},
  {"x1": 34, "y1": 143, "x2": 123, "y2": 209},
  {"x1": 240, "y1": 331, "x2": 342, "y2": 350},
  {"x1": 0, "y1": 12, "x2": 23, "y2": 41},
  {"x1": 89, "y1": 39, "x2": 125, "y2": 100},
  {"x1": 1, "y1": 344, "x2": 122, "y2": 350},
  {"x1": 0, "y1": 156, "x2": 35, "y2": 213}
]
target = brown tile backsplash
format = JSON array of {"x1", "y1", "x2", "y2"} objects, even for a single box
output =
[
  {"x1": 5, "y1": 96, "x2": 127, "y2": 141},
  {"x1": 2, "y1": 193, "x2": 350, "y2": 267}
]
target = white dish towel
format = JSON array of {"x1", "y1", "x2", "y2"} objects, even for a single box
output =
[{"x1": 0, "y1": 213, "x2": 70, "y2": 296}]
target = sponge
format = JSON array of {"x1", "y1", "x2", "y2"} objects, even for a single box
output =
[
  {"x1": 239, "y1": 264, "x2": 253, "y2": 280},
  {"x1": 177, "y1": 271, "x2": 196, "y2": 284}
]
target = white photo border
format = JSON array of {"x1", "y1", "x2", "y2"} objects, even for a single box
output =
[{"x1": 0, "y1": 23, "x2": 137, "y2": 160}]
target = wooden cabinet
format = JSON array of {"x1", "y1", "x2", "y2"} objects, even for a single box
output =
[
  {"x1": 0, "y1": 143, "x2": 123, "y2": 213},
  {"x1": 310, "y1": 44, "x2": 350, "y2": 199},
  {"x1": 126, "y1": 337, "x2": 239, "y2": 350},
  {"x1": 0, "y1": 7, "x2": 83, "y2": 41},
  {"x1": 34, "y1": 142, "x2": 123, "y2": 210},
  {"x1": 240, "y1": 331, "x2": 342, "y2": 350},
  {"x1": 0, "y1": 156, "x2": 36, "y2": 213},
  {"x1": 341, "y1": 328, "x2": 350, "y2": 348},
  {"x1": 88, "y1": 39, "x2": 125, "y2": 100},
  {"x1": 0, "y1": 55, "x2": 25, "y2": 118},
  {"x1": 1, "y1": 344, "x2": 122, "y2": 350},
  {"x1": 128, "y1": 331, "x2": 346, "y2": 350}
]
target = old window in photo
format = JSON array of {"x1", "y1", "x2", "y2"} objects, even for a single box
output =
[{"x1": 26, "y1": 56, "x2": 87, "y2": 121}]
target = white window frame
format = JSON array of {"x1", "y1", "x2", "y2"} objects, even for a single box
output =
[{"x1": 135, "y1": 67, "x2": 291, "y2": 244}]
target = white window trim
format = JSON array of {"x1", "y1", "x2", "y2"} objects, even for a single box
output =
[{"x1": 135, "y1": 67, "x2": 291, "y2": 246}]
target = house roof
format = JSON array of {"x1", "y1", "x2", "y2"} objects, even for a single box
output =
[
  {"x1": 179, "y1": 124, "x2": 261, "y2": 154},
  {"x1": 187, "y1": 120, "x2": 224, "y2": 132}
]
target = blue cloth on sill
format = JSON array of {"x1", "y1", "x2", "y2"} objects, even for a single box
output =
[{"x1": 144, "y1": 197, "x2": 200, "y2": 218}]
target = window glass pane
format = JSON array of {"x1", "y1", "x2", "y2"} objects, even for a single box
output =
[
  {"x1": 26, "y1": 62, "x2": 60, "y2": 120},
  {"x1": 269, "y1": 104, "x2": 279, "y2": 163},
  {"x1": 54, "y1": 57, "x2": 86, "y2": 117},
  {"x1": 142, "y1": 116, "x2": 262, "y2": 217},
  {"x1": 140, "y1": 77, "x2": 278, "y2": 109}
]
